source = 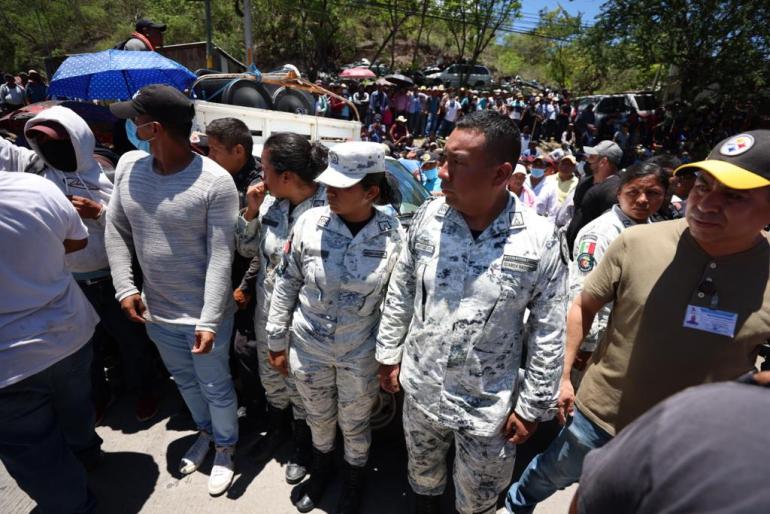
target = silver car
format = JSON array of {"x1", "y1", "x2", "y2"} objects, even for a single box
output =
[{"x1": 427, "y1": 64, "x2": 493, "y2": 88}]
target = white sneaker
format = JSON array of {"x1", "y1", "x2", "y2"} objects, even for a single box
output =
[
  {"x1": 179, "y1": 431, "x2": 212, "y2": 475},
  {"x1": 208, "y1": 446, "x2": 235, "y2": 496}
]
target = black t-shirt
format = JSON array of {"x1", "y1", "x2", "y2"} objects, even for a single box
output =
[
  {"x1": 565, "y1": 174, "x2": 620, "y2": 254},
  {"x1": 342, "y1": 211, "x2": 375, "y2": 237},
  {"x1": 578, "y1": 382, "x2": 770, "y2": 514}
]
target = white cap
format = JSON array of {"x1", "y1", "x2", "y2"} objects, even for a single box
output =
[
  {"x1": 513, "y1": 163, "x2": 528, "y2": 175},
  {"x1": 315, "y1": 141, "x2": 386, "y2": 188},
  {"x1": 548, "y1": 148, "x2": 565, "y2": 162}
]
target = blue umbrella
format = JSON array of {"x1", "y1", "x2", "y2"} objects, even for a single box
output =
[{"x1": 49, "y1": 49, "x2": 196, "y2": 101}]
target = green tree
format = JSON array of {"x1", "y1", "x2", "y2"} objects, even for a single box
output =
[
  {"x1": 591, "y1": 0, "x2": 770, "y2": 104},
  {"x1": 443, "y1": 0, "x2": 520, "y2": 85}
]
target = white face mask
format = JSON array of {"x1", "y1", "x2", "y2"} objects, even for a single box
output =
[{"x1": 531, "y1": 167, "x2": 546, "y2": 178}]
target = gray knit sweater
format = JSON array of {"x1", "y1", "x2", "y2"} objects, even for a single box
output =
[{"x1": 105, "y1": 150, "x2": 238, "y2": 333}]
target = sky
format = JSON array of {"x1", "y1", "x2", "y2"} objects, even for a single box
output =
[{"x1": 518, "y1": 0, "x2": 603, "y2": 27}]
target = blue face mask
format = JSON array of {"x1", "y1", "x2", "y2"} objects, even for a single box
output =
[
  {"x1": 422, "y1": 167, "x2": 439, "y2": 181},
  {"x1": 531, "y1": 167, "x2": 546, "y2": 178},
  {"x1": 125, "y1": 118, "x2": 151, "y2": 153}
]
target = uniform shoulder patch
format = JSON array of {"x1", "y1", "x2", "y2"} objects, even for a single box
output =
[
  {"x1": 378, "y1": 220, "x2": 392, "y2": 232},
  {"x1": 577, "y1": 236, "x2": 598, "y2": 257},
  {"x1": 576, "y1": 252, "x2": 595, "y2": 272},
  {"x1": 313, "y1": 199, "x2": 325, "y2": 207}
]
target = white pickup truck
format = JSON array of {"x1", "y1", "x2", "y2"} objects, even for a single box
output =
[{"x1": 192, "y1": 99, "x2": 361, "y2": 155}]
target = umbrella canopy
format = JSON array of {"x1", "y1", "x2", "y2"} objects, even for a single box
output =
[
  {"x1": 385, "y1": 73, "x2": 414, "y2": 87},
  {"x1": 49, "y1": 49, "x2": 196, "y2": 101},
  {"x1": 339, "y1": 67, "x2": 376, "y2": 79}
]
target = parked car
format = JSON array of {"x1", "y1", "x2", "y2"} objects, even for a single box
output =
[
  {"x1": 590, "y1": 92, "x2": 659, "y2": 127},
  {"x1": 373, "y1": 156, "x2": 429, "y2": 435},
  {"x1": 426, "y1": 64, "x2": 493, "y2": 88},
  {"x1": 573, "y1": 95, "x2": 603, "y2": 115},
  {"x1": 384, "y1": 156, "x2": 430, "y2": 220}
]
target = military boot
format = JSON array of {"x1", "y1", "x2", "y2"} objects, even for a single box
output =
[
  {"x1": 252, "y1": 404, "x2": 290, "y2": 463},
  {"x1": 415, "y1": 493, "x2": 441, "y2": 514},
  {"x1": 335, "y1": 461, "x2": 366, "y2": 514},
  {"x1": 295, "y1": 448, "x2": 334, "y2": 513},
  {"x1": 285, "y1": 418, "x2": 312, "y2": 484}
]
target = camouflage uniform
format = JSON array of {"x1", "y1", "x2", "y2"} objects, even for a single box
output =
[
  {"x1": 234, "y1": 186, "x2": 327, "y2": 419},
  {"x1": 266, "y1": 206, "x2": 404, "y2": 466},
  {"x1": 570, "y1": 205, "x2": 641, "y2": 352},
  {"x1": 376, "y1": 195, "x2": 567, "y2": 514}
]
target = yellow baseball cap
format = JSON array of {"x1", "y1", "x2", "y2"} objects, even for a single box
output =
[{"x1": 674, "y1": 131, "x2": 770, "y2": 190}]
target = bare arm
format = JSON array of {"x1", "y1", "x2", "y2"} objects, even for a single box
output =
[
  {"x1": 563, "y1": 292, "x2": 606, "y2": 380},
  {"x1": 558, "y1": 291, "x2": 607, "y2": 424},
  {"x1": 64, "y1": 237, "x2": 88, "y2": 254}
]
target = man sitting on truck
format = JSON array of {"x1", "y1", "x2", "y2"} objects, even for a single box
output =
[{"x1": 117, "y1": 18, "x2": 166, "y2": 52}]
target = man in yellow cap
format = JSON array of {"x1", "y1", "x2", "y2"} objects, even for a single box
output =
[{"x1": 507, "y1": 130, "x2": 770, "y2": 513}]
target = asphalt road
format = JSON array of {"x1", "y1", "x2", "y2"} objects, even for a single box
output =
[{"x1": 0, "y1": 382, "x2": 575, "y2": 514}]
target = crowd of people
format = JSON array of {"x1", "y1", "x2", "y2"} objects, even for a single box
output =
[
  {"x1": 1, "y1": 75, "x2": 770, "y2": 514},
  {"x1": 0, "y1": 70, "x2": 49, "y2": 114},
  {"x1": 309, "y1": 78, "x2": 758, "y2": 175}
]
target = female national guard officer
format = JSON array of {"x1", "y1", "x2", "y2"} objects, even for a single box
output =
[
  {"x1": 235, "y1": 132, "x2": 328, "y2": 483},
  {"x1": 266, "y1": 141, "x2": 404, "y2": 514},
  {"x1": 565, "y1": 161, "x2": 669, "y2": 383}
]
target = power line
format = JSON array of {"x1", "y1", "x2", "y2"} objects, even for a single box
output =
[
  {"x1": 277, "y1": 0, "x2": 589, "y2": 42},
  {"x1": 333, "y1": 0, "x2": 588, "y2": 41}
]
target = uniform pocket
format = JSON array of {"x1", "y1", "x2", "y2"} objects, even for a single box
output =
[{"x1": 305, "y1": 265, "x2": 324, "y2": 302}]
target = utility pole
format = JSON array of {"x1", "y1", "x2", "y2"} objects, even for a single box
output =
[
  {"x1": 243, "y1": 0, "x2": 253, "y2": 66},
  {"x1": 205, "y1": 0, "x2": 213, "y2": 69}
]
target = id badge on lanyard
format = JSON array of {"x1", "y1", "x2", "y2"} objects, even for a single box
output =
[{"x1": 682, "y1": 276, "x2": 738, "y2": 338}]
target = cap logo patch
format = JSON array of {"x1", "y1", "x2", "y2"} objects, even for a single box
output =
[
  {"x1": 330, "y1": 152, "x2": 339, "y2": 165},
  {"x1": 719, "y1": 134, "x2": 754, "y2": 157}
]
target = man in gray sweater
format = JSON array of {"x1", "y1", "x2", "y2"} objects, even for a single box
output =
[{"x1": 105, "y1": 85, "x2": 239, "y2": 496}]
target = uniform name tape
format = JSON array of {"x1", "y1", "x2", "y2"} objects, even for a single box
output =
[
  {"x1": 363, "y1": 249, "x2": 386, "y2": 259},
  {"x1": 501, "y1": 255, "x2": 538, "y2": 272}
]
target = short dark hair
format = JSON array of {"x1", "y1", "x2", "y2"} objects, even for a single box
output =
[
  {"x1": 159, "y1": 119, "x2": 192, "y2": 141},
  {"x1": 455, "y1": 110, "x2": 521, "y2": 166},
  {"x1": 206, "y1": 117, "x2": 253, "y2": 156},
  {"x1": 263, "y1": 132, "x2": 327, "y2": 184},
  {"x1": 619, "y1": 160, "x2": 670, "y2": 191},
  {"x1": 645, "y1": 153, "x2": 682, "y2": 176}
]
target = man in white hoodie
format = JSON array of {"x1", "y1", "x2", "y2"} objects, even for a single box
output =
[{"x1": 0, "y1": 106, "x2": 159, "y2": 423}]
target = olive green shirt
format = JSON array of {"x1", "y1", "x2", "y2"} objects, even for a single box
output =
[{"x1": 576, "y1": 219, "x2": 770, "y2": 435}]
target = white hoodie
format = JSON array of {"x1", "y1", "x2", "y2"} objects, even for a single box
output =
[{"x1": 0, "y1": 105, "x2": 113, "y2": 273}]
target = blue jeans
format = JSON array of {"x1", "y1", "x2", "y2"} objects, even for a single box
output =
[
  {"x1": 505, "y1": 408, "x2": 612, "y2": 514},
  {"x1": 146, "y1": 318, "x2": 238, "y2": 447},
  {"x1": 439, "y1": 119, "x2": 455, "y2": 138},
  {"x1": 0, "y1": 343, "x2": 99, "y2": 514},
  {"x1": 425, "y1": 113, "x2": 439, "y2": 136}
]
